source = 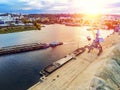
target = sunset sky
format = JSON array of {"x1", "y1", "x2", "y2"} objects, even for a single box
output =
[{"x1": 0, "y1": 0, "x2": 120, "y2": 14}]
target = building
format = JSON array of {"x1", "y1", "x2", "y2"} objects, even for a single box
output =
[{"x1": 0, "y1": 13, "x2": 24, "y2": 26}]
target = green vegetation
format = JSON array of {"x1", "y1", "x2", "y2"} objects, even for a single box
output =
[
  {"x1": 22, "y1": 18, "x2": 41, "y2": 30},
  {"x1": 0, "y1": 25, "x2": 39, "y2": 34},
  {"x1": 33, "y1": 22, "x2": 41, "y2": 30}
]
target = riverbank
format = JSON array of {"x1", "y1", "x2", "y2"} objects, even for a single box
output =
[
  {"x1": 28, "y1": 33, "x2": 120, "y2": 90},
  {"x1": 0, "y1": 25, "x2": 38, "y2": 34}
]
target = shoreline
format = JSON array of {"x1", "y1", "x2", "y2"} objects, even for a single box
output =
[
  {"x1": 28, "y1": 33, "x2": 120, "y2": 90},
  {"x1": 0, "y1": 25, "x2": 39, "y2": 34}
]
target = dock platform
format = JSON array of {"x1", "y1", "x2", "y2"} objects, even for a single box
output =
[{"x1": 28, "y1": 33, "x2": 120, "y2": 90}]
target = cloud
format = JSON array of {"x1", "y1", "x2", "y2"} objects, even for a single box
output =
[
  {"x1": 0, "y1": 0, "x2": 120, "y2": 14},
  {"x1": 108, "y1": 2, "x2": 120, "y2": 8}
]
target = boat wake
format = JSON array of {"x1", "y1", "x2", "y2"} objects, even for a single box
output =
[{"x1": 63, "y1": 42, "x2": 76, "y2": 44}]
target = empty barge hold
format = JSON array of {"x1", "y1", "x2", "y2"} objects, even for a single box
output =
[
  {"x1": 40, "y1": 47, "x2": 85, "y2": 81},
  {"x1": 0, "y1": 41, "x2": 63, "y2": 56}
]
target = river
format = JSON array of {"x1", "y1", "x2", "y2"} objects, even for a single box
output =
[{"x1": 0, "y1": 24, "x2": 113, "y2": 90}]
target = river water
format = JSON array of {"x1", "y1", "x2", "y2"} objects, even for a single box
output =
[{"x1": 0, "y1": 24, "x2": 113, "y2": 90}]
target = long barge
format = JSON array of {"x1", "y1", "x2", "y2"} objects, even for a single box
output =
[
  {"x1": 39, "y1": 47, "x2": 85, "y2": 81},
  {"x1": 0, "y1": 42, "x2": 63, "y2": 56}
]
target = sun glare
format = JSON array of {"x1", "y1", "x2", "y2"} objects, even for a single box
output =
[
  {"x1": 84, "y1": 7, "x2": 101, "y2": 16},
  {"x1": 73, "y1": 0, "x2": 107, "y2": 16}
]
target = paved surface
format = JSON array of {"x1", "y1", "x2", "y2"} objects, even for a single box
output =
[{"x1": 28, "y1": 33, "x2": 120, "y2": 90}]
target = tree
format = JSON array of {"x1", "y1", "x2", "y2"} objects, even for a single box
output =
[{"x1": 33, "y1": 21, "x2": 41, "y2": 30}]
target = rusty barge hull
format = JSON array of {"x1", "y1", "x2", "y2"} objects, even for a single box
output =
[{"x1": 0, "y1": 43, "x2": 49, "y2": 56}]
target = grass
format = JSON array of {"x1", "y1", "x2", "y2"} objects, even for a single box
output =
[{"x1": 0, "y1": 25, "x2": 39, "y2": 34}]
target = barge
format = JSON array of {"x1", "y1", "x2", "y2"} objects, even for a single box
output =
[
  {"x1": 65, "y1": 23, "x2": 81, "y2": 27},
  {"x1": 0, "y1": 42, "x2": 63, "y2": 56},
  {"x1": 39, "y1": 47, "x2": 85, "y2": 81}
]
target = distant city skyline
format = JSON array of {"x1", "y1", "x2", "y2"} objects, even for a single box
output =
[{"x1": 0, "y1": 0, "x2": 120, "y2": 14}]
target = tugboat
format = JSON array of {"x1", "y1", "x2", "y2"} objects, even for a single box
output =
[{"x1": 49, "y1": 41, "x2": 63, "y2": 47}]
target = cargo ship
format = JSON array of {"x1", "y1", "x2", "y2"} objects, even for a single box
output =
[
  {"x1": 39, "y1": 47, "x2": 85, "y2": 81},
  {"x1": 0, "y1": 42, "x2": 63, "y2": 56}
]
